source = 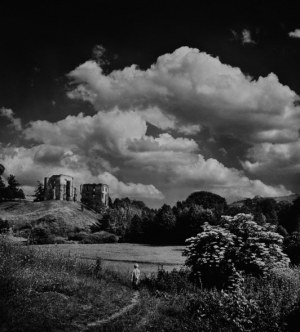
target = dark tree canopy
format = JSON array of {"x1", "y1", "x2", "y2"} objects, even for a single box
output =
[
  {"x1": 0, "y1": 164, "x2": 4, "y2": 176},
  {"x1": 185, "y1": 191, "x2": 227, "y2": 216},
  {"x1": 34, "y1": 181, "x2": 44, "y2": 202},
  {"x1": 0, "y1": 174, "x2": 25, "y2": 200}
]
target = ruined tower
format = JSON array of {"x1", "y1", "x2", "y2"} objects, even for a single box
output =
[
  {"x1": 80, "y1": 183, "x2": 109, "y2": 207},
  {"x1": 44, "y1": 174, "x2": 76, "y2": 201}
]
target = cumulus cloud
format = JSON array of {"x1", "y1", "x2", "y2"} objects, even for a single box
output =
[
  {"x1": 0, "y1": 107, "x2": 22, "y2": 131},
  {"x1": 0, "y1": 144, "x2": 164, "y2": 200},
  {"x1": 242, "y1": 141, "x2": 300, "y2": 177},
  {"x1": 64, "y1": 46, "x2": 300, "y2": 199},
  {"x1": 289, "y1": 29, "x2": 300, "y2": 38},
  {"x1": 2, "y1": 46, "x2": 298, "y2": 204},
  {"x1": 67, "y1": 47, "x2": 299, "y2": 145},
  {"x1": 8, "y1": 104, "x2": 289, "y2": 203},
  {"x1": 128, "y1": 133, "x2": 198, "y2": 152}
]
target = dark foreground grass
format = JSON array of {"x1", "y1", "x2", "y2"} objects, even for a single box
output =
[
  {"x1": 102, "y1": 268, "x2": 300, "y2": 332},
  {"x1": 0, "y1": 236, "x2": 134, "y2": 332},
  {"x1": 2, "y1": 236, "x2": 300, "y2": 332}
]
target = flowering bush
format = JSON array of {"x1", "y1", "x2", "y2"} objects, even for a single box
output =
[{"x1": 183, "y1": 213, "x2": 290, "y2": 288}]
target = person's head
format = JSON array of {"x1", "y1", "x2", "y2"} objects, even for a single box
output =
[{"x1": 134, "y1": 263, "x2": 139, "y2": 269}]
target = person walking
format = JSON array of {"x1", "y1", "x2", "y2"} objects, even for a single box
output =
[{"x1": 131, "y1": 263, "x2": 140, "y2": 290}]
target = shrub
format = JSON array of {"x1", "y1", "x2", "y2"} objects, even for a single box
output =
[
  {"x1": 187, "y1": 288, "x2": 259, "y2": 332},
  {"x1": 186, "y1": 269, "x2": 300, "y2": 332},
  {"x1": 53, "y1": 236, "x2": 68, "y2": 244},
  {"x1": 183, "y1": 214, "x2": 290, "y2": 288},
  {"x1": 142, "y1": 267, "x2": 195, "y2": 294},
  {"x1": 0, "y1": 219, "x2": 9, "y2": 233},
  {"x1": 79, "y1": 231, "x2": 119, "y2": 244},
  {"x1": 29, "y1": 226, "x2": 55, "y2": 244},
  {"x1": 68, "y1": 231, "x2": 89, "y2": 241},
  {"x1": 284, "y1": 231, "x2": 300, "y2": 265}
]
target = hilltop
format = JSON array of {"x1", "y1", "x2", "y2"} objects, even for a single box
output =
[
  {"x1": 230, "y1": 193, "x2": 300, "y2": 208},
  {"x1": 0, "y1": 200, "x2": 100, "y2": 236}
]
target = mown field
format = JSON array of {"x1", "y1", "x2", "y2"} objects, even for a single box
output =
[{"x1": 32, "y1": 243, "x2": 186, "y2": 275}]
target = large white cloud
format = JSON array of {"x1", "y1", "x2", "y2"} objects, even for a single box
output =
[
  {"x1": 67, "y1": 46, "x2": 300, "y2": 144},
  {"x1": 289, "y1": 29, "x2": 300, "y2": 38},
  {"x1": 5, "y1": 105, "x2": 291, "y2": 204},
  {"x1": 242, "y1": 141, "x2": 300, "y2": 178}
]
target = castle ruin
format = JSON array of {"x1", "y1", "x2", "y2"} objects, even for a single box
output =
[
  {"x1": 44, "y1": 174, "x2": 77, "y2": 201},
  {"x1": 80, "y1": 183, "x2": 109, "y2": 207}
]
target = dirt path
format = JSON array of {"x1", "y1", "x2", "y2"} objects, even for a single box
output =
[{"x1": 85, "y1": 291, "x2": 140, "y2": 330}]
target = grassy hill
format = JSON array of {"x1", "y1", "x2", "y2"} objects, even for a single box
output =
[{"x1": 0, "y1": 200, "x2": 100, "y2": 236}]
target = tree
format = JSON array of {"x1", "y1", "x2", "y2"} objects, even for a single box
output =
[
  {"x1": 6, "y1": 174, "x2": 25, "y2": 199},
  {"x1": 153, "y1": 204, "x2": 176, "y2": 243},
  {"x1": 127, "y1": 214, "x2": 144, "y2": 242},
  {"x1": 0, "y1": 164, "x2": 4, "y2": 176},
  {"x1": 279, "y1": 198, "x2": 300, "y2": 234},
  {"x1": 185, "y1": 191, "x2": 227, "y2": 218},
  {"x1": 175, "y1": 204, "x2": 215, "y2": 242},
  {"x1": 0, "y1": 176, "x2": 6, "y2": 201},
  {"x1": 284, "y1": 231, "x2": 300, "y2": 265},
  {"x1": 33, "y1": 181, "x2": 44, "y2": 202},
  {"x1": 183, "y1": 214, "x2": 290, "y2": 289}
]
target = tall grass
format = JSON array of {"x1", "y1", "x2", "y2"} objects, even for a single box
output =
[
  {"x1": 2, "y1": 236, "x2": 300, "y2": 331},
  {"x1": 0, "y1": 236, "x2": 133, "y2": 332}
]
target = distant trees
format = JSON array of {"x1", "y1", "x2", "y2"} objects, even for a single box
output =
[
  {"x1": 186, "y1": 191, "x2": 227, "y2": 217},
  {"x1": 152, "y1": 204, "x2": 176, "y2": 243},
  {"x1": 0, "y1": 173, "x2": 25, "y2": 201}
]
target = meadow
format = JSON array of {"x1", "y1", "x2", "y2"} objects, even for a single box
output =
[
  {"x1": 2, "y1": 237, "x2": 300, "y2": 331},
  {"x1": 32, "y1": 243, "x2": 186, "y2": 275}
]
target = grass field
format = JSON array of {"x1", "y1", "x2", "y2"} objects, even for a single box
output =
[{"x1": 32, "y1": 243, "x2": 186, "y2": 275}]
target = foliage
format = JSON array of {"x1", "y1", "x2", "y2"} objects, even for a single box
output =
[
  {"x1": 227, "y1": 197, "x2": 280, "y2": 225},
  {"x1": 0, "y1": 174, "x2": 25, "y2": 200},
  {"x1": 79, "y1": 231, "x2": 119, "y2": 244},
  {"x1": 142, "y1": 267, "x2": 195, "y2": 294},
  {"x1": 0, "y1": 219, "x2": 9, "y2": 233},
  {"x1": 0, "y1": 164, "x2": 4, "y2": 176},
  {"x1": 281, "y1": 197, "x2": 300, "y2": 234},
  {"x1": 175, "y1": 204, "x2": 216, "y2": 242},
  {"x1": 185, "y1": 191, "x2": 227, "y2": 217},
  {"x1": 29, "y1": 226, "x2": 55, "y2": 244},
  {"x1": 186, "y1": 270, "x2": 300, "y2": 332},
  {"x1": 152, "y1": 204, "x2": 176, "y2": 243},
  {"x1": 127, "y1": 214, "x2": 144, "y2": 242},
  {"x1": 0, "y1": 176, "x2": 5, "y2": 201},
  {"x1": 183, "y1": 214, "x2": 290, "y2": 288},
  {"x1": 7, "y1": 174, "x2": 25, "y2": 199},
  {"x1": 284, "y1": 231, "x2": 300, "y2": 265},
  {"x1": 33, "y1": 181, "x2": 44, "y2": 202}
]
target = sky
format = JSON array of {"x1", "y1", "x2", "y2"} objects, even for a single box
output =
[{"x1": 0, "y1": 1, "x2": 300, "y2": 207}]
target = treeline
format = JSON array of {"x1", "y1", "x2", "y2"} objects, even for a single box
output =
[
  {"x1": 90, "y1": 191, "x2": 227, "y2": 244},
  {"x1": 0, "y1": 175, "x2": 25, "y2": 201},
  {"x1": 88, "y1": 192, "x2": 300, "y2": 260},
  {"x1": 0, "y1": 164, "x2": 25, "y2": 201}
]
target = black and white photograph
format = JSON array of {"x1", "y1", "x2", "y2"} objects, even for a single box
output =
[{"x1": 1, "y1": 1, "x2": 300, "y2": 330}]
